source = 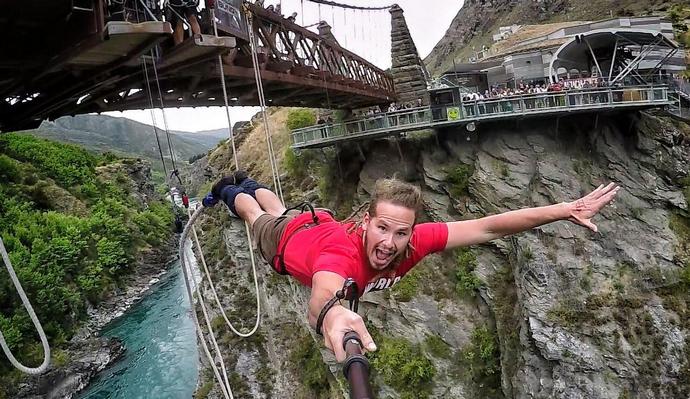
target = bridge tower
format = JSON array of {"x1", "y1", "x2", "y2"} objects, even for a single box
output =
[{"x1": 390, "y1": 4, "x2": 430, "y2": 106}]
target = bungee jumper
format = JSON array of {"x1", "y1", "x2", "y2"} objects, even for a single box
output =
[{"x1": 201, "y1": 171, "x2": 620, "y2": 363}]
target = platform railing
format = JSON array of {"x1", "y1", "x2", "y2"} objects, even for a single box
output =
[{"x1": 291, "y1": 85, "x2": 672, "y2": 147}]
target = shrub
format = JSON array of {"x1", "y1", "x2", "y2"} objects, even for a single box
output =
[
  {"x1": 457, "y1": 326, "x2": 501, "y2": 396},
  {"x1": 455, "y1": 248, "x2": 481, "y2": 296},
  {"x1": 681, "y1": 262, "x2": 690, "y2": 286},
  {"x1": 446, "y1": 163, "x2": 474, "y2": 197},
  {"x1": 286, "y1": 109, "x2": 317, "y2": 130},
  {"x1": 391, "y1": 271, "x2": 419, "y2": 302},
  {"x1": 289, "y1": 334, "x2": 330, "y2": 395},
  {"x1": 424, "y1": 334, "x2": 451, "y2": 359},
  {"x1": 0, "y1": 155, "x2": 21, "y2": 183},
  {"x1": 370, "y1": 336, "x2": 435, "y2": 398},
  {"x1": 188, "y1": 152, "x2": 206, "y2": 164}
]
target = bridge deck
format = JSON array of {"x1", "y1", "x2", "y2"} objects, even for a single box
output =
[{"x1": 291, "y1": 86, "x2": 674, "y2": 149}]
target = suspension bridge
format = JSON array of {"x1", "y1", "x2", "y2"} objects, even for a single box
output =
[{"x1": 0, "y1": 0, "x2": 398, "y2": 132}]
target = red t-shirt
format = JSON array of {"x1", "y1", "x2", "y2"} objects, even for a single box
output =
[{"x1": 275, "y1": 211, "x2": 449, "y2": 297}]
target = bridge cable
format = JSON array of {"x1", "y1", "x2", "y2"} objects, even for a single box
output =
[
  {"x1": 142, "y1": 59, "x2": 170, "y2": 177},
  {"x1": 246, "y1": 10, "x2": 285, "y2": 204},
  {"x1": 178, "y1": 207, "x2": 233, "y2": 399},
  {"x1": 195, "y1": 9, "x2": 266, "y2": 341},
  {"x1": 142, "y1": 58, "x2": 235, "y2": 399},
  {"x1": 0, "y1": 237, "x2": 51, "y2": 375},
  {"x1": 172, "y1": 7, "x2": 289, "y2": 398},
  {"x1": 304, "y1": 0, "x2": 392, "y2": 11},
  {"x1": 130, "y1": 10, "x2": 232, "y2": 397},
  {"x1": 150, "y1": 52, "x2": 179, "y2": 174},
  {"x1": 135, "y1": 0, "x2": 169, "y2": 178}
]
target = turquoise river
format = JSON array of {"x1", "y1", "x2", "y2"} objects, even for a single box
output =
[{"x1": 78, "y1": 257, "x2": 198, "y2": 399}]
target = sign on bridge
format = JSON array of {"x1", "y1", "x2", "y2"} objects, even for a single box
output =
[{"x1": 215, "y1": 0, "x2": 248, "y2": 41}]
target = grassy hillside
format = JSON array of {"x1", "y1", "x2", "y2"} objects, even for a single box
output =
[{"x1": 31, "y1": 114, "x2": 224, "y2": 173}]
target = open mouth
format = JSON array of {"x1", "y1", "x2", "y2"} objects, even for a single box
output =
[{"x1": 374, "y1": 248, "x2": 394, "y2": 265}]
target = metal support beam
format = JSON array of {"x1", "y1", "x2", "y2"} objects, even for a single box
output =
[
  {"x1": 608, "y1": 38, "x2": 618, "y2": 82},
  {"x1": 583, "y1": 37, "x2": 603, "y2": 77},
  {"x1": 610, "y1": 36, "x2": 665, "y2": 85}
]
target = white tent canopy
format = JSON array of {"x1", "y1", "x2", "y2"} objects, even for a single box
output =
[{"x1": 548, "y1": 29, "x2": 679, "y2": 84}]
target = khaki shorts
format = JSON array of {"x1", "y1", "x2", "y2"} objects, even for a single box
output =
[{"x1": 251, "y1": 210, "x2": 302, "y2": 266}]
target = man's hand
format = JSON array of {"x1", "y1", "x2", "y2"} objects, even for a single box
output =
[
  {"x1": 321, "y1": 305, "x2": 376, "y2": 362},
  {"x1": 565, "y1": 182, "x2": 620, "y2": 232}
]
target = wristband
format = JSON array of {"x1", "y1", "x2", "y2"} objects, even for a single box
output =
[{"x1": 315, "y1": 278, "x2": 359, "y2": 335}]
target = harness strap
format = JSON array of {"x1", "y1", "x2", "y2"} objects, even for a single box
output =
[
  {"x1": 271, "y1": 202, "x2": 322, "y2": 275},
  {"x1": 316, "y1": 278, "x2": 359, "y2": 335}
]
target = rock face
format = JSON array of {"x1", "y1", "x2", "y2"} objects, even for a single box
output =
[
  {"x1": 193, "y1": 110, "x2": 690, "y2": 398},
  {"x1": 16, "y1": 338, "x2": 125, "y2": 399},
  {"x1": 390, "y1": 5, "x2": 430, "y2": 106}
]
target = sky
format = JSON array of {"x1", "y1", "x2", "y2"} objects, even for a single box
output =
[{"x1": 105, "y1": 0, "x2": 463, "y2": 133}]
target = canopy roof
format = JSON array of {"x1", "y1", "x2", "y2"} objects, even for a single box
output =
[{"x1": 549, "y1": 29, "x2": 679, "y2": 82}]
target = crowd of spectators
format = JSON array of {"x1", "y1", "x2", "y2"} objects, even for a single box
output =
[{"x1": 458, "y1": 77, "x2": 609, "y2": 102}]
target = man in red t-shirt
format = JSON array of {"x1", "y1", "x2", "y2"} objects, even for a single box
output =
[{"x1": 203, "y1": 173, "x2": 619, "y2": 362}]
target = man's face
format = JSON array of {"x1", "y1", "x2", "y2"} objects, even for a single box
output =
[{"x1": 361, "y1": 201, "x2": 415, "y2": 271}]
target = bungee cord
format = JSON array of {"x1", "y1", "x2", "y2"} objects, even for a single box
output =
[{"x1": 0, "y1": 237, "x2": 51, "y2": 375}]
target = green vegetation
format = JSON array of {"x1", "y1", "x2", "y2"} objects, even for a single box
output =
[
  {"x1": 669, "y1": 4, "x2": 690, "y2": 46},
  {"x1": 283, "y1": 146, "x2": 317, "y2": 182},
  {"x1": 445, "y1": 163, "x2": 474, "y2": 197},
  {"x1": 286, "y1": 109, "x2": 317, "y2": 130},
  {"x1": 194, "y1": 381, "x2": 214, "y2": 399},
  {"x1": 188, "y1": 152, "x2": 206, "y2": 164},
  {"x1": 0, "y1": 133, "x2": 98, "y2": 187},
  {"x1": 455, "y1": 248, "x2": 482, "y2": 296},
  {"x1": 289, "y1": 334, "x2": 331, "y2": 397},
  {"x1": 489, "y1": 264, "x2": 519, "y2": 396},
  {"x1": 424, "y1": 334, "x2": 452, "y2": 359},
  {"x1": 0, "y1": 133, "x2": 173, "y2": 396},
  {"x1": 370, "y1": 336, "x2": 436, "y2": 398},
  {"x1": 456, "y1": 326, "x2": 502, "y2": 397},
  {"x1": 391, "y1": 270, "x2": 420, "y2": 302}
]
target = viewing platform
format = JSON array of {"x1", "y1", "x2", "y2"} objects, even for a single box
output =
[{"x1": 291, "y1": 85, "x2": 675, "y2": 149}]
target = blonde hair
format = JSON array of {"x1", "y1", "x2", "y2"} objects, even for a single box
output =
[{"x1": 367, "y1": 178, "x2": 423, "y2": 221}]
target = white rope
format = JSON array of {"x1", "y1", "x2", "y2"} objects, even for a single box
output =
[
  {"x1": 209, "y1": 8, "x2": 263, "y2": 338},
  {"x1": 170, "y1": 9, "x2": 269, "y2": 398},
  {"x1": 187, "y1": 206, "x2": 261, "y2": 337},
  {"x1": 0, "y1": 236, "x2": 51, "y2": 375},
  {"x1": 246, "y1": 11, "x2": 285, "y2": 204},
  {"x1": 179, "y1": 207, "x2": 233, "y2": 399}
]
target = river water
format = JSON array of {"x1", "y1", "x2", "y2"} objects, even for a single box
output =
[{"x1": 78, "y1": 256, "x2": 199, "y2": 399}]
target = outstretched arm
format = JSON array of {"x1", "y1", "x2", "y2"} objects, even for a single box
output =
[{"x1": 445, "y1": 183, "x2": 619, "y2": 249}]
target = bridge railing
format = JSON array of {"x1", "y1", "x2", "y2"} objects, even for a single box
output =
[
  {"x1": 248, "y1": 3, "x2": 395, "y2": 97},
  {"x1": 291, "y1": 85, "x2": 671, "y2": 147}
]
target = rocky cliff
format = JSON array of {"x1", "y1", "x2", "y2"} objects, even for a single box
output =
[{"x1": 187, "y1": 108, "x2": 690, "y2": 398}]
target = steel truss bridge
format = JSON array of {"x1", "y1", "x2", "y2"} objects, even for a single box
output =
[
  {"x1": 291, "y1": 85, "x2": 676, "y2": 149},
  {"x1": 0, "y1": 0, "x2": 395, "y2": 131}
]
